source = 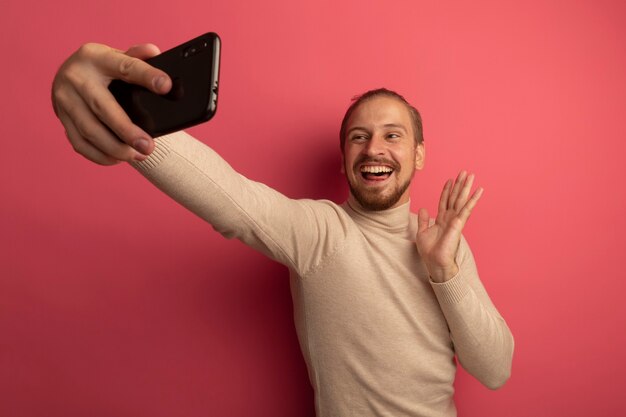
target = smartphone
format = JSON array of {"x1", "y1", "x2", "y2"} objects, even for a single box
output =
[{"x1": 109, "y1": 32, "x2": 220, "y2": 137}]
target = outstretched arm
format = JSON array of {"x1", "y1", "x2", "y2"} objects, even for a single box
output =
[{"x1": 51, "y1": 42, "x2": 344, "y2": 275}]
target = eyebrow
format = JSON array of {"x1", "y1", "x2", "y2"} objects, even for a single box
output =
[
  {"x1": 347, "y1": 123, "x2": 408, "y2": 134},
  {"x1": 382, "y1": 123, "x2": 408, "y2": 132}
]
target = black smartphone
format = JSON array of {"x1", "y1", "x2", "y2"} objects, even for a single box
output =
[{"x1": 109, "y1": 32, "x2": 220, "y2": 137}]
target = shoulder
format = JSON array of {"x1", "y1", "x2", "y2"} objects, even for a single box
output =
[{"x1": 297, "y1": 199, "x2": 355, "y2": 226}]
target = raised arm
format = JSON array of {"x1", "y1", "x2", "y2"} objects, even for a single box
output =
[
  {"x1": 415, "y1": 172, "x2": 514, "y2": 389},
  {"x1": 51, "y1": 42, "x2": 172, "y2": 164}
]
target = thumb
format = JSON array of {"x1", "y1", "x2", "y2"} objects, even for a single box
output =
[
  {"x1": 417, "y1": 208, "x2": 430, "y2": 234},
  {"x1": 120, "y1": 43, "x2": 171, "y2": 95},
  {"x1": 125, "y1": 43, "x2": 161, "y2": 60}
]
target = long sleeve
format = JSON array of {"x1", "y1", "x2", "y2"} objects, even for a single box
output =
[
  {"x1": 132, "y1": 131, "x2": 346, "y2": 276},
  {"x1": 429, "y1": 236, "x2": 514, "y2": 389}
]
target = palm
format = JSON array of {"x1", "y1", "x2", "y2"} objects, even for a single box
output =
[{"x1": 416, "y1": 171, "x2": 483, "y2": 282}]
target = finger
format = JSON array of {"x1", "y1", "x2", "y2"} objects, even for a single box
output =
[
  {"x1": 59, "y1": 110, "x2": 120, "y2": 166},
  {"x1": 454, "y1": 173, "x2": 475, "y2": 211},
  {"x1": 458, "y1": 187, "x2": 484, "y2": 224},
  {"x1": 62, "y1": 91, "x2": 145, "y2": 162},
  {"x1": 125, "y1": 43, "x2": 162, "y2": 60},
  {"x1": 95, "y1": 45, "x2": 172, "y2": 94},
  {"x1": 447, "y1": 171, "x2": 467, "y2": 210},
  {"x1": 437, "y1": 179, "x2": 452, "y2": 216},
  {"x1": 72, "y1": 77, "x2": 155, "y2": 154},
  {"x1": 417, "y1": 208, "x2": 430, "y2": 234}
]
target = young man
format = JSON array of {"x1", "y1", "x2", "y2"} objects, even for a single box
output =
[{"x1": 52, "y1": 43, "x2": 513, "y2": 417}]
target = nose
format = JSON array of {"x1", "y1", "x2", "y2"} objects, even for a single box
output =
[{"x1": 364, "y1": 135, "x2": 386, "y2": 156}]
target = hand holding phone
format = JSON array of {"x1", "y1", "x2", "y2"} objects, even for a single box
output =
[{"x1": 109, "y1": 32, "x2": 221, "y2": 138}]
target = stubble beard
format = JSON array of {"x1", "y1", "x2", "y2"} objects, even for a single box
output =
[{"x1": 347, "y1": 160, "x2": 415, "y2": 211}]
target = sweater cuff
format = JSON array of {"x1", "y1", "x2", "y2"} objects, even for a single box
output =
[
  {"x1": 131, "y1": 133, "x2": 177, "y2": 172},
  {"x1": 430, "y1": 271, "x2": 472, "y2": 306}
]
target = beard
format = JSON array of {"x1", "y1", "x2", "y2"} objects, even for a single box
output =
[{"x1": 347, "y1": 157, "x2": 415, "y2": 211}]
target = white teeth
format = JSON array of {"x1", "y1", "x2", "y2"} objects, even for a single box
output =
[{"x1": 360, "y1": 166, "x2": 393, "y2": 173}]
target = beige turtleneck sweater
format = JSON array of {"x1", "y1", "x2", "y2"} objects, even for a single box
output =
[{"x1": 133, "y1": 131, "x2": 514, "y2": 417}]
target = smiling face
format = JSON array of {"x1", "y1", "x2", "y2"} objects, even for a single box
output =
[{"x1": 342, "y1": 96, "x2": 425, "y2": 211}]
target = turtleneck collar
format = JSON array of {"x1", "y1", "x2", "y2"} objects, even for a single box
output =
[{"x1": 342, "y1": 194, "x2": 412, "y2": 233}]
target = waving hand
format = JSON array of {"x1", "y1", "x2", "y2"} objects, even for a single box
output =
[{"x1": 416, "y1": 171, "x2": 483, "y2": 283}]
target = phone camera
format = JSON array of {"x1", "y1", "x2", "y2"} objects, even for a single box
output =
[
  {"x1": 183, "y1": 45, "x2": 200, "y2": 58},
  {"x1": 183, "y1": 39, "x2": 211, "y2": 58}
]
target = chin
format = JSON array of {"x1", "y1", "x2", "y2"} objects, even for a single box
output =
[
  {"x1": 350, "y1": 187, "x2": 405, "y2": 211},
  {"x1": 347, "y1": 169, "x2": 413, "y2": 211}
]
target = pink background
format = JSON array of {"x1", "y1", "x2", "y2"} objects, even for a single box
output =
[{"x1": 1, "y1": 0, "x2": 625, "y2": 415}]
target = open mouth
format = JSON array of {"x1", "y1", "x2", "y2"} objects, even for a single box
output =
[{"x1": 360, "y1": 165, "x2": 394, "y2": 181}]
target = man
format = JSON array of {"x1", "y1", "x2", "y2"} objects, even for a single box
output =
[{"x1": 52, "y1": 43, "x2": 513, "y2": 417}]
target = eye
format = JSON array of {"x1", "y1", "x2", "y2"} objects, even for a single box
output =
[
  {"x1": 387, "y1": 133, "x2": 401, "y2": 140},
  {"x1": 350, "y1": 134, "x2": 368, "y2": 142}
]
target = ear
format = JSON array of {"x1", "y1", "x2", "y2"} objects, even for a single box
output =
[
  {"x1": 340, "y1": 155, "x2": 346, "y2": 174},
  {"x1": 414, "y1": 142, "x2": 425, "y2": 170}
]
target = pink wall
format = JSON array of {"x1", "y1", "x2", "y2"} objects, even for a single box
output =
[{"x1": 2, "y1": 0, "x2": 625, "y2": 415}]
